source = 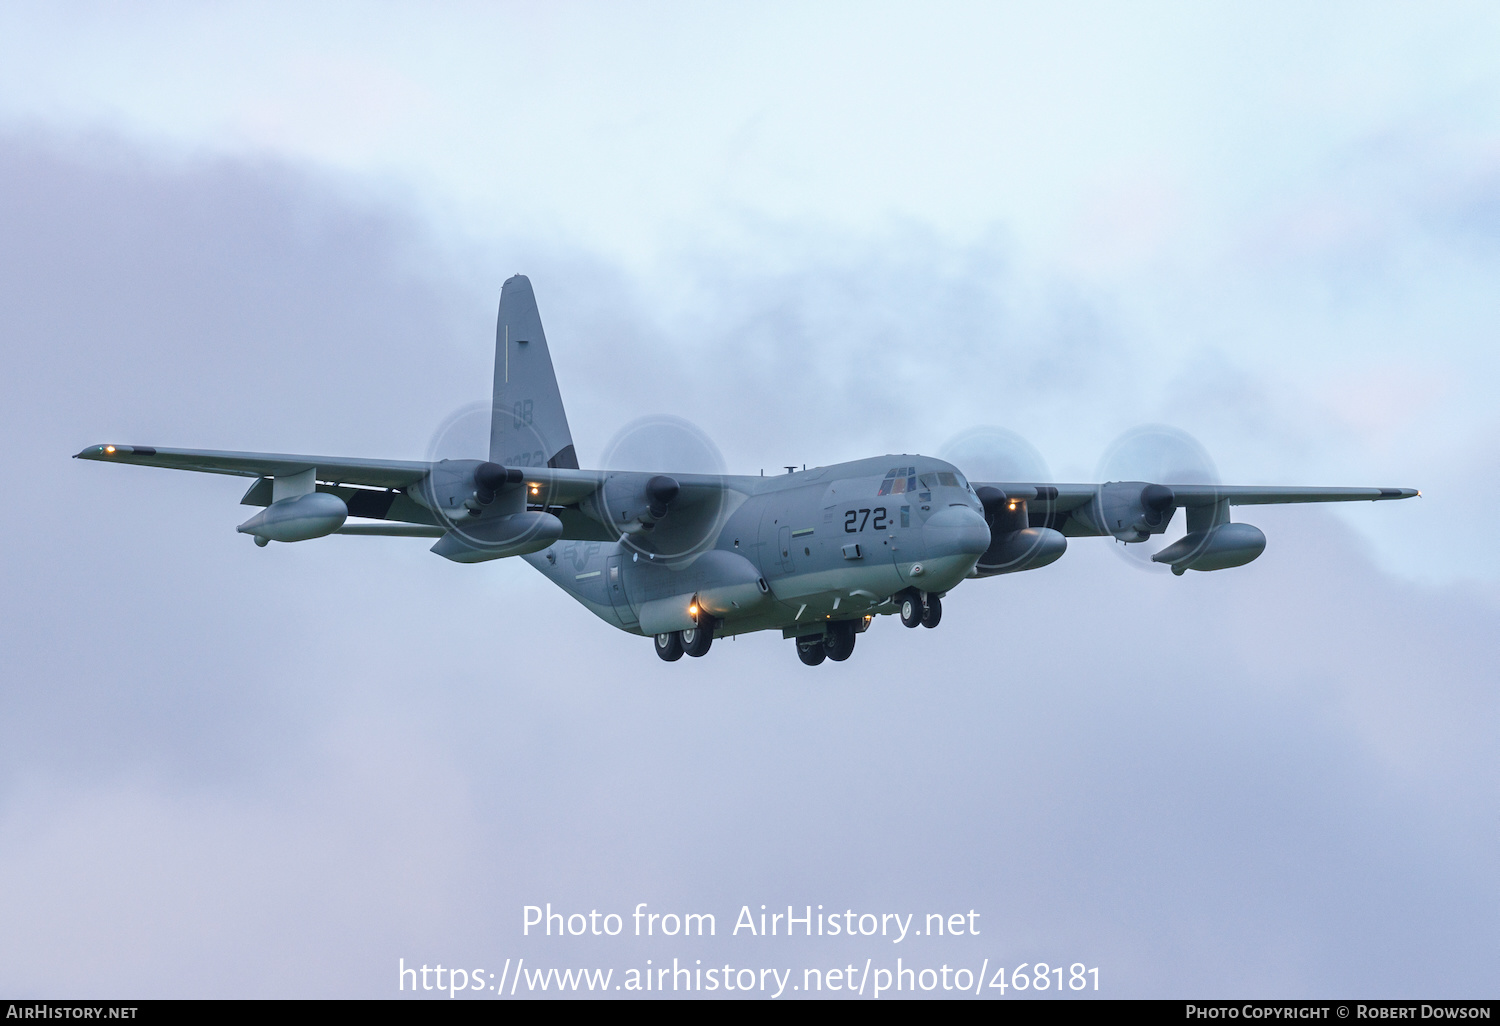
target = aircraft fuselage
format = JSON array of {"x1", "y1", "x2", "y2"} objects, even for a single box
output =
[{"x1": 525, "y1": 454, "x2": 991, "y2": 643}]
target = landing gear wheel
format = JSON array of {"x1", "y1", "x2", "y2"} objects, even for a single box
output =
[
  {"x1": 797, "y1": 639, "x2": 827, "y2": 666},
  {"x1": 900, "y1": 591, "x2": 924, "y2": 628},
  {"x1": 681, "y1": 624, "x2": 713, "y2": 658},
  {"x1": 920, "y1": 593, "x2": 942, "y2": 628},
  {"x1": 655, "y1": 632, "x2": 684, "y2": 661},
  {"x1": 824, "y1": 621, "x2": 857, "y2": 661}
]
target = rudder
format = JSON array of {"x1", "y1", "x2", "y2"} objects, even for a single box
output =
[{"x1": 490, "y1": 274, "x2": 578, "y2": 469}]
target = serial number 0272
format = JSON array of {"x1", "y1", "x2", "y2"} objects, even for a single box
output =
[{"x1": 990, "y1": 963, "x2": 1098, "y2": 994}]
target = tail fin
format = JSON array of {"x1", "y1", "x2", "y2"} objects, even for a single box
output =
[{"x1": 489, "y1": 275, "x2": 578, "y2": 469}]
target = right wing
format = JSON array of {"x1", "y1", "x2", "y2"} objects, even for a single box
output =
[
  {"x1": 75, "y1": 443, "x2": 751, "y2": 545},
  {"x1": 74, "y1": 444, "x2": 429, "y2": 489}
]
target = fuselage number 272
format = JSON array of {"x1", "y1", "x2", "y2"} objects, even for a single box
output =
[{"x1": 844, "y1": 507, "x2": 888, "y2": 533}]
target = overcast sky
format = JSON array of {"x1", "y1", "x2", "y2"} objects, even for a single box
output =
[{"x1": 0, "y1": 3, "x2": 1496, "y2": 999}]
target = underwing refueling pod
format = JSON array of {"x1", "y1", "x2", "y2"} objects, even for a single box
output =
[{"x1": 77, "y1": 274, "x2": 1418, "y2": 666}]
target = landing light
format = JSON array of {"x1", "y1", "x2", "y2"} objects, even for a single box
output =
[
  {"x1": 529, "y1": 485, "x2": 539, "y2": 495},
  {"x1": 1008, "y1": 501, "x2": 1017, "y2": 511},
  {"x1": 104, "y1": 445, "x2": 115, "y2": 454},
  {"x1": 689, "y1": 604, "x2": 699, "y2": 616}
]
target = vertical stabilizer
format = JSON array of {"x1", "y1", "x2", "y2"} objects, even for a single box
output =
[{"x1": 489, "y1": 275, "x2": 578, "y2": 469}]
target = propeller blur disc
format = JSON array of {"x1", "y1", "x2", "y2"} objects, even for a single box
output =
[
  {"x1": 599, "y1": 414, "x2": 726, "y2": 477},
  {"x1": 599, "y1": 415, "x2": 727, "y2": 562},
  {"x1": 426, "y1": 400, "x2": 491, "y2": 465},
  {"x1": 939, "y1": 425, "x2": 1052, "y2": 484},
  {"x1": 425, "y1": 399, "x2": 558, "y2": 547},
  {"x1": 1095, "y1": 424, "x2": 1220, "y2": 572}
]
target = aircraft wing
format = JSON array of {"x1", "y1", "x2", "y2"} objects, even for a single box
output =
[
  {"x1": 74, "y1": 444, "x2": 430, "y2": 489},
  {"x1": 975, "y1": 482, "x2": 1419, "y2": 512},
  {"x1": 73, "y1": 444, "x2": 744, "y2": 543},
  {"x1": 520, "y1": 467, "x2": 750, "y2": 505},
  {"x1": 1164, "y1": 485, "x2": 1420, "y2": 504}
]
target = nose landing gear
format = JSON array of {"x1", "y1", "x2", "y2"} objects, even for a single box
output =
[
  {"x1": 900, "y1": 590, "x2": 942, "y2": 628},
  {"x1": 920, "y1": 593, "x2": 942, "y2": 628}
]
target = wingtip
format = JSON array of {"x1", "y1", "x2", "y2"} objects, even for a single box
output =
[{"x1": 74, "y1": 444, "x2": 158, "y2": 460}]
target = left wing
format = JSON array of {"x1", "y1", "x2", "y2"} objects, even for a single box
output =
[
  {"x1": 967, "y1": 479, "x2": 1418, "y2": 574},
  {"x1": 972, "y1": 482, "x2": 1419, "y2": 512}
]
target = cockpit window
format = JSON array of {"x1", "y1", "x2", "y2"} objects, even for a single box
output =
[
  {"x1": 877, "y1": 466, "x2": 917, "y2": 496},
  {"x1": 918, "y1": 471, "x2": 962, "y2": 490}
]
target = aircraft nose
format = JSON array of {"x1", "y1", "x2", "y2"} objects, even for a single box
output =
[{"x1": 922, "y1": 505, "x2": 992, "y2": 562}]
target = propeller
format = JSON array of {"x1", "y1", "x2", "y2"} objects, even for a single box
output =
[
  {"x1": 939, "y1": 425, "x2": 1052, "y2": 485},
  {"x1": 598, "y1": 414, "x2": 728, "y2": 562},
  {"x1": 1093, "y1": 424, "x2": 1221, "y2": 572},
  {"x1": 940, "y1": 425, "x2": 1064, "y2": 531},
  {"x1": 424, "y1": 399, "x2": 553, "y2": 548},
  {"x1": 940, "y1": 426, "x2": 1072, "y2": 573},
  {"x1": 426, "y1": 399, "x2": 491, "y2": 466}
]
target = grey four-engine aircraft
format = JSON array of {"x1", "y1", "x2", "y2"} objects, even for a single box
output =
[{"x1": 78, "y1": 275, "x2": 1418, "y2": 665}]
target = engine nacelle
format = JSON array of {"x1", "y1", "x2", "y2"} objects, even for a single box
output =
[
  {"x1": 975, "y1": 527, "x2": 1067, "y2": 576},
  {"x1": 1092, "y1": 481, "x2": 1176, "y2": 542},
  {"x1": 1152, "y1": 522, "x2": 1266, "y2": 575},
  {"x1": 407, "y1": 460, "x2": 526, "y2": 521},
  {"x1": 973, "y1": 487, "x2": 1066, "y2": 575},
  {"x1": 237, "y1": 492, "x2": 348, "y2": 542},
  {"x1": 429, "y1": 512, "x2": 564, "y2": 563},
  {"x1": 581, "y1": 474, "x2": 680, "y2": 535}
]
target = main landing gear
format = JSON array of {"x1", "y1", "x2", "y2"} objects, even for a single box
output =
[
  {"x1": 794, "y1": 619, "x2": 861, "y2": 666},
  {"x1": 797, "y1": 638, "x2": 827, "y2": 666},
  {"x1": 824, "y1": 620, "x2": 857, "y2": 660},
  {"x1": 655, "y1": 631, "x2": 684, "y2": 661},
  {"x1": 654, "y1": 616, "x2": 717, "y2": 662},
  {"x1": 899, "y1": 590, "x2": 942, "y2": 629},
  {"x1": 681, "y1": 624, "x2": 713, "y2": 658}
]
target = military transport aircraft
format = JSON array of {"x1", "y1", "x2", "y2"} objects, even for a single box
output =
[{"x1": 77, "y1": 275, "x2": 1418, "y2": 666}]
